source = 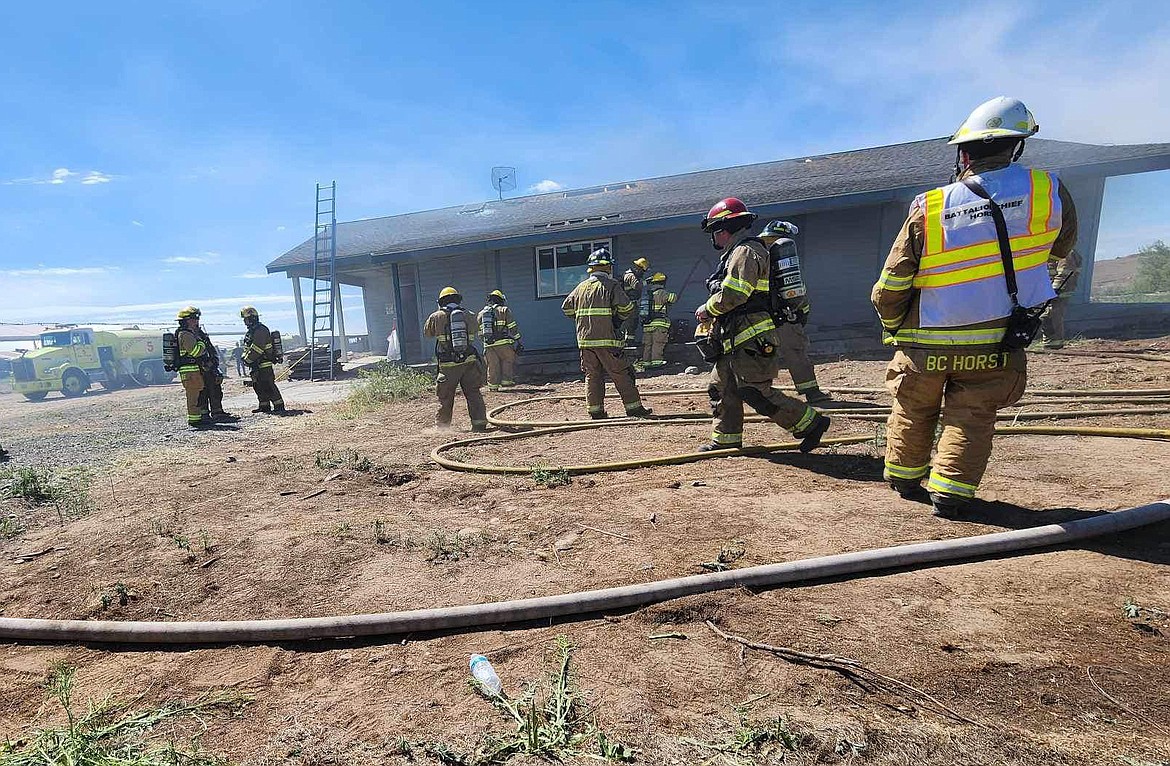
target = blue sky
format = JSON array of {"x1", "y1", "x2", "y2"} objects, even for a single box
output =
[{"x1": 1, "y1": 0, "x2": 1168, "y2": 338}]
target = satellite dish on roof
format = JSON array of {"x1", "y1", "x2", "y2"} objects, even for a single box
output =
[{"x1": 491, "y1": 167, "x2": 517, "y2": 200}]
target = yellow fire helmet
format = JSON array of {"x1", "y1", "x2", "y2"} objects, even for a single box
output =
[
  {"x1": 649, "y1": 272, "x2": 667, "y2": 283},
  {"x1": 948, "y1": 96, "x2": 1039, "y2": 146},
  {"x1": 488, "y1": 289, "x2": 507, "y2": 302},
  {"x1": 240, "y1": 305, "x2": 260, "y2": 319},
  {"x1": 632, "y1": 257, "x2": 650, "y2": 271},
  {"x1": 177, "y1": 306, "x2": 201, "y2": 320},
  {"x1": 438, "y1": 286, "x2": 462, "y2": 303}
]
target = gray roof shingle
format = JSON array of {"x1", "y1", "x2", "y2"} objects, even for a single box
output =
[{"x1": 268, "y1": 137, "x2": 1170, "y2": 272}]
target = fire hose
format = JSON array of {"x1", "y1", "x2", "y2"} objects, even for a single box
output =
[{"x1": 1, "y1": 499, "x2": 1166, "y2": 644}]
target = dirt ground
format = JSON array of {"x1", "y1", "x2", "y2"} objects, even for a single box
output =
[{"x1": 1, "y1": 337, "x2": 1169, "y2": 765}]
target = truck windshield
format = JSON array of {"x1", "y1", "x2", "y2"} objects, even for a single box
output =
[{"x1": 39, "y1": 331, "x2": 73, "y2": 347}]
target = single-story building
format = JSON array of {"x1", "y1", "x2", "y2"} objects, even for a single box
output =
[{"x1": 267, "y1": 137, "x2": 1170, "y2": 364}]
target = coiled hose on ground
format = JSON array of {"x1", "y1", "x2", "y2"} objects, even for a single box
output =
[
  {"x1": 429, "y1": 386, "x2": 1170, "y2": 474},
  {"x1": 1, "y1": 499, "x2": 1166, "y2": 644}
]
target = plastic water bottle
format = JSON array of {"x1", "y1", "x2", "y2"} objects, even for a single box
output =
[{"x1": 469, "y1": 654, "x2": 501, "y2": 695}]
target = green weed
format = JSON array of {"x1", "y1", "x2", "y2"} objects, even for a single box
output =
[
  {"x1": 0, "y1": 662, "x2": 245, "y2": 766},
  {"x1": 681, "y1": 709, "x2": 806, "y2": 765},
  {"x1": 1, "y1": 466, "x2": 92, "y2": 521},
  {"x1": 1, "y1": 515, "x2": 25, "y2": 539},
  {"x1": 315, "y1": 446, "x2": 372, "y2": 472},
  {"x1": 700, "y1": 540, "x2": 746, "y2": 572},
  {"x1": 417, "y1": 636, "x2": 635, "y2": 765},
  {"x1": 344, "y1": 361, "x2": 433, "y2": 415},
  {"x1": 530, "y1": 467, "x2": 571, "y2": 488}
]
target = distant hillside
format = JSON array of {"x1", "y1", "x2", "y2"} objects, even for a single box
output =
[{"x1": 1091, "y1": 252, "x2": 1141, "y2": 296}]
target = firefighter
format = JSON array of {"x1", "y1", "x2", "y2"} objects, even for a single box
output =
[
  {"x1": 195, "y1": 324, "x2": 239, "y2": 422},
  {"x1": 562, "y1": 248, "x2": 652, "y2": 419},
  {"x1": 1039, "y1": 249, "x2": 1082, "y2": 348},
  {"x1": 757, "y1": 220, "x2": 831, "y2": 404},
  {"x1": 696, "y1": 197, "x2": 831, "y2": 452},
  {"x1": 424, "y1": 287, "x2": 489, "y2": 431},
  {"x1": 477, "y1": 289, "x2": 521, "y2": 391},
  {"x1": 640, "y1": 272, "x2": 676, "y2": 368},
  {"x1": 872, "y1": 97, "x2": 1078, "y2": 518},
  {"x1": 621, "y1": 257, "x2": 650, "y2": 345},
  {"x1": 240, "y1": 306, "x2": 286, "y2": 414},
  {"x1": 175, "y1": 306, "x2": 212, "y2": 429}
]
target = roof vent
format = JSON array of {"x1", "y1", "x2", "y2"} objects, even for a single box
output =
[
  {"x1": 533, "y1": 213, "x2": 622, "y2": 230},
  {"x1": 562, "y1": 183, "x2": 637, "y2": 199}
]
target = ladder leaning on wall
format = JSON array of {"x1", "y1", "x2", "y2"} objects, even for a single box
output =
[{"x1": 309, "y1": 181, "x2": 338, "y2": 381}]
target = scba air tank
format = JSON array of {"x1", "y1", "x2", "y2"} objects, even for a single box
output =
[{"x1": 772, "y1": 239, "x2": 807, "y2": 300}]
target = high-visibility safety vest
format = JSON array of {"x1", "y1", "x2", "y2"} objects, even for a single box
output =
[{"x1": 913, "y1": 164, "x2": 1060, "y2": 331}]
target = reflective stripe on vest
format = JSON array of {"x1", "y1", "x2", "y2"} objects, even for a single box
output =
[{"x1": 912, "y1": 165, "x2": 1060, "y2": 330}]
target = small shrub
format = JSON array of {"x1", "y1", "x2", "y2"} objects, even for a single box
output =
[
  {"x1": 315, "y1": 446, "x2": 372, "y2": 472},
  {"x1": 1, "y1": 515, "x2": 25, "y2": 539},
  {"x1": 531, "y1": 467, "x2": 571, "y2": 488},
  {"x1": 0, "y1": 662, "x2": 245, "y2": 766},
  {"x1": 3, "y1": 467, "x2": 55, "y2": 504},
  {"x1": 345, "y1": 362, "x2": 433, "y2": 414},
  {"x1": 417, "y1": 636, "x2": 636, "y2": 764},
  {"x1": 1, "y1": 466, "x2": 92, "y2": 521}
]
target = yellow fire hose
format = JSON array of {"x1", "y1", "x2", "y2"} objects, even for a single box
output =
[{"x1": 428, "y1": 384, "x2": 1170, "y2": 475}]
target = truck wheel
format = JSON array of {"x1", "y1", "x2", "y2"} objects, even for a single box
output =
[
  {"x1": 100, "y1": 362, "x2": 124, "y2": 391},
  {"x1": 136, "y1": 362, "x2": 160, "y2": 386},
  {"x1": 22, "y1": 392, "x2": 48, "y2": 402},
  {"x1": 61, "y1": 369, "x2": 88, "y2": 398}
]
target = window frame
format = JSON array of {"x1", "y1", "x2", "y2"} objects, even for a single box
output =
[{"x1": 534, "y1": 237, "x2": 613, "y2": 299}]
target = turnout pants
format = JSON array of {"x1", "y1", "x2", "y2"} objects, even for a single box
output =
[
  {"x1": 641, "y1": 327, "x2": 668, "y2": 365},
  {"x1": 883, "y1": 349, "x2": 1026, "y2": 501},
  {"x1": 708, "y1": 339, "x2": 818, "y2": 446},
  {"x1": 484, "y1": 344, "x2": 517, "y2": 388},
  {"x1": 436, "y1": 359, "x2": 488, "y2": 428},
  {"x1": 777, "y1": 322, "x2": 819, "y2": 393},
  {"x1": 1039, "y1": 298, "x2": 1068, "y2": 348},
  {"x1": 580, "y1": 348, "x2": 644, "y2": 416},
  {"x1": 251, "y1": 364, "x2": 284, "y2": 411},
  {"x1": 180, "y1": 370, "x2": 205, "y2": 425},
  {"x1": 197, "y1": 369, "x2": 226, "y2": 416}
]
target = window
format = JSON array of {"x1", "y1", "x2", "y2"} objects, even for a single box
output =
[
  {"x1": 535, "y1": 238, "x2": 611, "y2": 298},
  {"x1": 40, "y1": 331, "x2": 72, "y2": 347}
]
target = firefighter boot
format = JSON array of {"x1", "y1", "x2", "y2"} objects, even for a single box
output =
[
  {"x1": 889, "y1": 478, "x2": 926, "y2": 499},
  {"x1": 590, "y1": 411, "x2": 609, "y2": 420},
  {"x1": 213, "y1": 412, "x2": 241, "y2": 422},
  {"x1": 797, "y1": 413, "x2": 831, "y2": 453},
  {"x1": 191, "y1": 417, "x2": 215, "y2": 430},
  {"x1": 273, "y1": 403, "x2": 287, "y2": 414},
  {"x1": 0, "y1": 446, "x2": 9, "y2": 462},
  {"x1": 625, "y1": 405, "x2": 653, "y2": 418},
  {"x1": 930, "y1": 492, "x2": 971, "y2": 520},
  {"x1": 803, "y1": 388, "x2": 832, "y2": 405},
  {"x1": 698, "y1": 441, "x2": 741, "y2": 452}
]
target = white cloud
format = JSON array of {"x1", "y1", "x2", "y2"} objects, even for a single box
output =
[
  {"x1": 163, "y1": 251, "x2": 220, "y2": 265},
  {"x1": 236, "y1": 271, "x2": 270, "y2": 279},
  {"x1": 2, "y1": 167, "x2": 116, "y2": 186},
  {"x1": 528, "y1": 179, "x2": 565, "y2": 194},
  {"x1": 131, "y1": 220, "x2": 144, "y2": 227},
  {"x1": 1, "y1": 266, "x2": 117, "y2": 277},
  {"x1": 276, "y1": 225, "x2": 286, "y2": 231}
]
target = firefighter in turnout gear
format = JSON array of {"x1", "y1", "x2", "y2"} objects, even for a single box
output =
[
  {"x1": 640, "y1": 272, "x2": 676, "y2": 367},
  {"x1": 240, "y1": 306, "x2": 285, "y2": 414},
  {"x1": 477, "y1": 290, "x2": 521, "y2": 391},
  {"x1": 195, "y1": 325, "x2": 239, "y2": 422},
  {"x1": 1039, "y1": 248, "x2": 1082, "y2": 348},
  {"x1": 175, "y1": 306, "x2": 212, "y2": 428},
  {"x1": 872, "y1": 97, "x2": 1078, "y2": 519},
  {"x1": 561, "y1": 248, "x2": 652, "y2": 419},
  {"x1": 696, "y1": 198, "x2": 830, "y2": 452},
  {"x1": 758, "y1": 221, "x2": 830, "y2": 404},
  {"x1": 425, "y1": 287, "x2": 489, "y2": 431},
  {"x1": 621, "y1": 257, "x2": 650, "y2": 345}
]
